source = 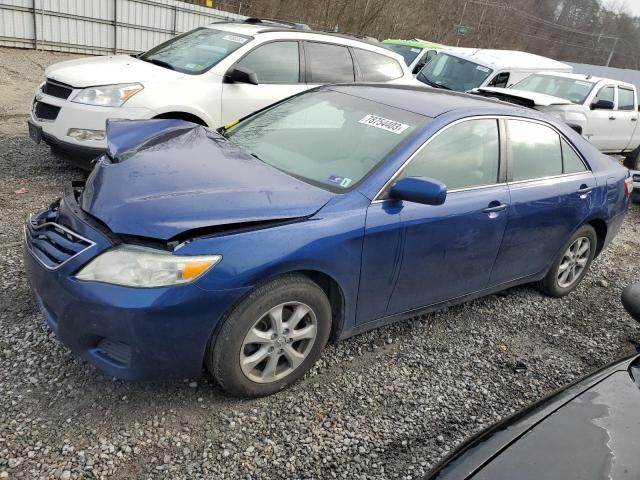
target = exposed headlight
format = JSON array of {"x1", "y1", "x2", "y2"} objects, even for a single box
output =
[
  {"x1": 72, "y1": 83, "x2": 143, "y2": 107},
  {"x1": 75, "y1": 245, "x2": 221, "y2": 288}
]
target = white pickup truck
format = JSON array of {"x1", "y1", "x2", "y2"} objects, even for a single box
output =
[{"x1": 475, "y1": 72, "x2": 640, "y2": 169}]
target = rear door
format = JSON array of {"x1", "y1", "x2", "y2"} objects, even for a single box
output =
[
  {"x1": 489, "y1": 119, "x2": 596, "y2": 286},
  {"x1": 221, "y1": 41, "x2": 307, "y2": 125},
  {"x1": 357, "y1": 118, "x2": 510, "y2": 320}
]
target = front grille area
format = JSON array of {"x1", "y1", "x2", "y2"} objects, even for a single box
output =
[
  {"x1": 25, "y1": 217, "x2": 94, "y2": 269},
  {"x1": 33, "y1": 101, "x2": 61, "y2": 121},
  {"x1": 42, "y1": 79, "x2": 73, "y2": 99},
  {"x1": 95, "y1": 339, "x2": 132, "y2": 365}
]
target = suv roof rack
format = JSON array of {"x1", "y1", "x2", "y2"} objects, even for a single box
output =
[{"x1": 243, "y1": 17, "x2": 311, "y2": 31}]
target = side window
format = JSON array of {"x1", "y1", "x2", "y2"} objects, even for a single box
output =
[
  {"x1": 403, "y1": 119, "x2": 500, "y2": 190},
  {"x1": 561, "y1": 139, "x2": 587, "y2": 174},
  {"x1": 353, "y1": 48, "x2": 403, "y2": 81},
  {"x1": 618, "y1": 87, "x2": 635, "y2": 111},
  {"x1": 488, "y1": 72, "x2": 510, "y2": 88},
  {"x1": 509, "y1": 120, "x2": 562, "y2": 181},
  {"x1": 306, "y1": 42, "x2": 355, "y2": 83},
  {"x1": 237, "y1": 42, "x2": 300, "y2": 83},
  {"x1": 593, "y1": 86, "x2": 614, "y2": 106}
]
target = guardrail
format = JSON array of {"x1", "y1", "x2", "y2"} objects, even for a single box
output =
[{"x1": 0, "y1": 0, "x2": 245, "y2": 55}]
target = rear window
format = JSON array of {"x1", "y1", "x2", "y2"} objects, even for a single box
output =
[
  {"x1": 353, "y1": 48, "x2": 404, "y2": 81},
  {"x1": 618, "y1": 87, "x2": 636, "y2": 111}
]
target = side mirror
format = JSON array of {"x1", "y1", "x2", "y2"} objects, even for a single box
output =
[
  {"x1": 622, "y1": 283, "x2": 640, "y2": 322},
  {"x1": 390, "y1": 177, "x2": 447, "y2": 205},
  {"x1": 590, "y1": 99, "x2": 614, "y2": 110},
  {"x1": 224, "y1": 66, "x2": 259, "y2": 85}
]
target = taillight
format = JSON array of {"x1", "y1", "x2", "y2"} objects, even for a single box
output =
[{"x1": 624, "y1": 176, "x2": 633, "y2": 197}]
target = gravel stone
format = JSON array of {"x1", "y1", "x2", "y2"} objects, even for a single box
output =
[{"x1": 1, "y1": 47, "x2": 640, "y2": 480}]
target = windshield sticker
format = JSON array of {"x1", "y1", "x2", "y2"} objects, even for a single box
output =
[
  {"x1": 410, "y1": 48, "x2": 421, "y2": 53},
  {"x1": 328, "y1": 175, "x2": 352, "y2": 188},
  {"x1": 476, "y1": 66, "x2": 490, "y2": 73},
  {"x1": 575, "y1": 80, "x2": 593, "y2": 87},
  {"x1": 359, "y1": 114, "x2": 410, "y2": 134},
  {"x1": 222, "y1": 34, "x2": 248, "y2": 44}
]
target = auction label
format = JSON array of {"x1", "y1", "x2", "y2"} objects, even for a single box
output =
[
  {"x1": 359, "y1": 114, "x2": 410, "y2": 134},
  {"x1": 223, "y1": 34, "x2": 248, "y2": 44}
]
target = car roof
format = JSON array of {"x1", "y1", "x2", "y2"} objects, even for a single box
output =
[
  {"x1": 383, "y1": 38, "x2": 446, "y2": 50},
  {"x1": 439, "y1": 48, "x2": 572, "y2": 71},
  {"x1": 325, "y1": 84, "x2": 521, "y2": 118},
  {"x1": 204, "y1": 22, "x2": 398, "y2": 58}
]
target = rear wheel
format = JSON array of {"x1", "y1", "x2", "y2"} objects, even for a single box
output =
[
  {"x1": 208, "y1": 274, "x2": 331, "y2": 397},
  {"x1": 538, "y1": 225, "x2": 597, "y2": 297}
]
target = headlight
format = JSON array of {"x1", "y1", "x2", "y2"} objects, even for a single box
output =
[
  {"x1": 72, "y1": 83, "x2": 143, "y2": 107},
  {"x1": 75, "y1": 245, "x2": 221, "y2": 288}
]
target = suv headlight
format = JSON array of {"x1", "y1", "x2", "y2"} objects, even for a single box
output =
[
  {"x1": 72, "y1": 83, "x2": 143, "y2": 107},
  {"x1": 75, "y1": 245, "x2": 221, "y2": 288}
]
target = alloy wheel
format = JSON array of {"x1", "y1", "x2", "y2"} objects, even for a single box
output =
[
  {"x1": 557, "y1": 236, "x2": 591, "y2": 288},
  {"x1": 240, "y1": 302, "x2": 317, "y2": 383}
]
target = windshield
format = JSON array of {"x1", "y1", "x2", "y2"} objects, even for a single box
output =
[
  {"x1": 384, "y1": 43, "x2": 423, "y2": 66},
  {"x1": 139, "y1": 28, "x2": 251, "y2": 74},
  {"x1": 226, "y1": 89, "x2": 426, "y2": 192},
  {"x1": 417, "y1": 53, "x2": 493, "y2": 91},
  {"x1": 512, "y1": 74, "x2": 595, "y2": 104}
]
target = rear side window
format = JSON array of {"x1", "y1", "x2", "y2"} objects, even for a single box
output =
[
  {"x1": 509, "y1": 120, "x2": 562, "y2": 181},
  {"x1": 237, "y1": 42, "x2": 300, "y2": 83},
  {"x1": 403, "y1": 119, "x2": 500, "y2": 190},
  {"x1": 618, "y1": 87, "x2": 636, "y2": 111},
  {"x1": 353, "y1": 48, "x2": 403, "y2": 81},
  {"x1": 561, "y1": 139, "x2": 587, "y2": 174},
  {"x1": 306, "y1": 42, "x2": 355, "y2": 83}
]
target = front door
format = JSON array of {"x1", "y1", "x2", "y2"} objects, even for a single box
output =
[
  {"x1": 221, "y1": 41, "x2": 307, "y2": 125},
  {"x1": 585, "y1": 84, "x2": 617, "y2": 151},
  {"x1": 489, "y1": 119, "x2": 596, "y2": 285},
  {"x1": 357, "y1": 118, "x2": 509, "y2": 321}
]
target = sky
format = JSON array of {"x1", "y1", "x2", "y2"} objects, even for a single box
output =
[{"x1": 601, "y1": 0, "x2": 640, "y2": 16}]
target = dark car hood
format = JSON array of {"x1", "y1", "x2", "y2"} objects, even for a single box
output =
[
  {"x1": 81, "y1": 120, "x2": 334, "y2": 241},
  {"x1": 429, "y1": 355, "x2": 640, "y2": 480}
]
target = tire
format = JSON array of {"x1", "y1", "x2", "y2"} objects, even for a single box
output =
[
  {"x1": 623, "y1": 146, "x2": 640, "y2": 170},
  {"x1": 208, "y1": 274, "x2": 332, "y2": 398},
  {"x1": 538, "y1": 224, "x2": 597, "y2": 297}
]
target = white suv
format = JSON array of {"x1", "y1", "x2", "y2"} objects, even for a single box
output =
[{"x1": 28, "y1": 18, "x2": 415, "y2": 168}]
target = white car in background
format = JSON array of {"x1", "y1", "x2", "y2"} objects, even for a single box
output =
[{"x1": 28, "y1": 18, "x2": 415, "y2": 169}]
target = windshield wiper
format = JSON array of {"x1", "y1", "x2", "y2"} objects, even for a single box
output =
[
  {"x1": 143, "y1": 58, "x2": 175, "y2": 71},
  {"x1": 250, "y1": 153, "x2": 264, "y2": 163},
  {"x1": 418, "y1": 76, "x2": 452, "y2": 90}
]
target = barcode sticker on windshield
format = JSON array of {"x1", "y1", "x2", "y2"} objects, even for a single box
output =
[
  {"x1": 476, "y1": 66, "x2": 490, "y2": 73},
  {"x1": 410, "y1": 48, "x2": 421, "y2": 53},
  {"x1": 359, "y1": 115, "x2": 410, "y2": 134},
  {"x1": 575, "y1": 80, "x2": 592, "y2": 87},
  {"x1": 223, "y1": 34, "x2": 247, "y2": 44}
]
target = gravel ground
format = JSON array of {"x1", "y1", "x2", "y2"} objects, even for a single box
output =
[{"x1": 1, "y1": 47, "x2": 640, "y2": 480}]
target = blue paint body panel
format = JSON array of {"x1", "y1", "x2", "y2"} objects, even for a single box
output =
[{"x1": 24, "y1": 85, "x2": 630, "y2": 380}]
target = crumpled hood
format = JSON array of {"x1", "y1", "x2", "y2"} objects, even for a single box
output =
[
  {"x1": 477, "y1": 87, "x2": 574, "y2": 107},
  {"x1": 80, "y1": 119, "x2": 334, "y2": 241},
  {"x1": 46, "y1": 55, "x2": 183, "y2": 87}
]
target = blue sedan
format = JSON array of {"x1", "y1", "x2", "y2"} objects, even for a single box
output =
[{"x1": 24, "y1": 85, "x2": 631, "y2": 397}]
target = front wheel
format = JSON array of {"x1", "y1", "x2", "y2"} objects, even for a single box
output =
[
  {"x1": 207, "y1": 274, "x2": 332, "y2": 397},
  {"x1": 538, "y1": 225, "x2": 597, "y2": 297}
]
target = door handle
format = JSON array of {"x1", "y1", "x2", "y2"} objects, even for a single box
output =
[
  {"x1": 577, "y1": 185, "x2": 593, "y2": 195},
  {"x1": 483, "y1": 202, "x2": 507, "y2": 213},
  {"x1": 609, "y1": 116, "x2": 616, "y2": 121},
  {"x1": 632, "y1": 118, "x2": 638, "y2": 122}
]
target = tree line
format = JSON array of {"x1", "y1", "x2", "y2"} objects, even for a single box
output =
[{"x1": 184, "y1": 0, "x2": 640, "y2": 69}]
